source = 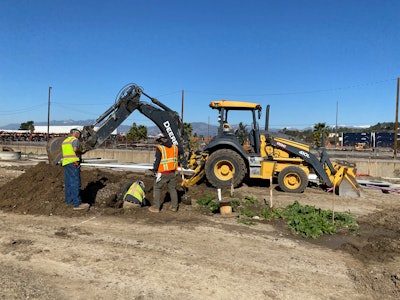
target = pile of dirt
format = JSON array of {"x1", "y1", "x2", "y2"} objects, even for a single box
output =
[{"x1": 0, "y1": 162, "x2": 217, "y2": 217}]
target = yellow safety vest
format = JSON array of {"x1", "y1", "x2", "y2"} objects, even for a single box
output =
[
  {"x1": 61, "y1": 136, "x2": 80, "y2": 166},
  {"x1": 123, "y1": 182, "x2": 145, "y2": 203},
  {"x1": 157, "y1": 145, "x2": 178, "y2": 173}
]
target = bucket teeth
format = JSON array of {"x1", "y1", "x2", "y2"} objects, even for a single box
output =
[
  {"x1": 332, "y1": 165, "x2": 362, "y2": 197},
  {"x1": 337, "y1": 177, "x2": 361, "y2": 197}
]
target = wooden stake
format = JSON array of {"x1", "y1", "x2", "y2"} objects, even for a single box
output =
[
  {"x1": 230, "y1": 171, "x2": 235, "y2": 197},
  {"x1": 269, "y1": 176, "x2": 273, "y2": 208},
  {"x1": 332, "y1": 183, "x2": 336, "y2": 224}
]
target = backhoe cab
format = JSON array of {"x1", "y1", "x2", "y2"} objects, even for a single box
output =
[{"x1": 183, "y1": 100, "x2": 362, "y2": 197}]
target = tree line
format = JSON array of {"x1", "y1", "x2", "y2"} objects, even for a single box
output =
[
  {"x1": 280, "y1": 122, "x2": 396, "y2": 147},
  {"x1": 19, "y1": 120, "x2": 396, "y2": 148}
]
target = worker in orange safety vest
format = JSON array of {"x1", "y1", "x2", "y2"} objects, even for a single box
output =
[{"x1": 148, "y1": 133, "x2": 179, "y2": 213}]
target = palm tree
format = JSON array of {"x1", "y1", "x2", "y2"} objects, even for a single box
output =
[
  {"x1": 313, "y1": 122, "x2": 329, "y2": 147},
  {"x1": 126, "y1": 122, "x2": 147, "y2": 142},
  {"x1": 183, "y1": 122, "x2": 193, "y2": 138},
  {"x1": 236, "y1": 122, "x2": 248, "y2": 144},
  {"x1": 184, "y1": 122, "x2": 195, "y2": 150}
]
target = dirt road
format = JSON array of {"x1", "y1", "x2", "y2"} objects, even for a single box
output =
[{"x1": 0, "y1": 161, "x2": 399, "y2": 299}]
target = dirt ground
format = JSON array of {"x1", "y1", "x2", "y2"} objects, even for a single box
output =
[{"x1": 0, "y1": 159, "x2": 399, "y2": 300}]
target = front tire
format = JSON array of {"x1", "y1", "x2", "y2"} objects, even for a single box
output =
[
  {"x1": 205, "y1": 149, "x2": 246, "y2": 188},
  {"x1": 277, "y1": 166, "x2": 308, "y2": 193}
]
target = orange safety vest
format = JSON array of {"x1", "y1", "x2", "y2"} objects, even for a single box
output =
[
  {"x1": 157, "y1": 144, "x2": 178, "y2": 173},
  {"x1": 61, "y1": 136, "x2": 80, "y2": 166}
]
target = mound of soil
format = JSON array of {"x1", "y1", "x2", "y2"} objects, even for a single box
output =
[{"x1": 0, "y1": 162, "x2": 217, "y2": 217}]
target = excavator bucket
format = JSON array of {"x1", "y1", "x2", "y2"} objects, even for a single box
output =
[
  {"x1": 46, "y1": 137, "x2": 65, "y2": 165},
  {"x1": 331, "y1": 163, "x2": 363, "y2": 197}
]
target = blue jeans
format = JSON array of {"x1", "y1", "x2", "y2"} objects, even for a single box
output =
[{"x1": 63, "y1": 163, "x2": 82, "y2": 208}]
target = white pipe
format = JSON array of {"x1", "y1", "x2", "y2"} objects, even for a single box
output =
[{"x1": 81, "y1": 162, "x2": 195, "y2": 175}]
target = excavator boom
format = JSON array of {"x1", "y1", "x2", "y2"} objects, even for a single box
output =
[{"x1": 46, "y1": 84, "x2": 187, "y2": 165}]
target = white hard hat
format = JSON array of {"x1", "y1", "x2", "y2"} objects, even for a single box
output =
[
  {"x1": 155, "y1": 133, "x2": 165, "y2": 141},
  {"x1": 70, "y1": 128, "x2": 81, "y2": 134}
]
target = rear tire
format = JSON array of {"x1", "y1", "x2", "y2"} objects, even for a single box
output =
[
  {"x1": 278, "y1": 166, "x2": 308, "y2": 193},
  {"x1": 205, "y1": 149, "x2": 246, "y2": 188}
]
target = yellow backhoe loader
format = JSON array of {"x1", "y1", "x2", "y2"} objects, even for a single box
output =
[{"x1": 183, "y1": 100, "x2": 361, "y2": 197}]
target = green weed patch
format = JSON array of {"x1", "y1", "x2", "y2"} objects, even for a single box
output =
[{"x1": 196, "y1": 194, "x2": 359, "y2": 239}]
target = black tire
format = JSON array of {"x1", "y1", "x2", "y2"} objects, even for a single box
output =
[
  {"x1": 205, "y1": 149, "x2": 246, "y2": 188},
  {"x1": 277, "y1": 166, "x2": 308, "y2": 193}
]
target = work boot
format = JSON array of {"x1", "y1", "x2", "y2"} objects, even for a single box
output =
[
  {"x1": 148, "y1": 206, "x2": 160, "y2": 213},
  {"x1": 169, "y1": 206, "x2": 178, "y2": 212},
  {"x1": 73, "y1": 203, "x2": 90, "y2": 211}
]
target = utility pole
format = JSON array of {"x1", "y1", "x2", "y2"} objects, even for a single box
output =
[
  {"x1": 395, "y1": 78, "x2": 400, "y2": 157},
  {"x1": 181, "y1": 89, "x2": 184, "y2": 123},
  {"x1": 181, "y1": 89, "x2": 185, "y2": 138},
  {"x1": 208, "y1": 116, "x2": 210, "y2": 139},
  {"x1": 47, "y1": 86, "x2": 52, "y2": 141},
  {"x1": 335, "y1": 101, "x2": 338, "y2": 147}
]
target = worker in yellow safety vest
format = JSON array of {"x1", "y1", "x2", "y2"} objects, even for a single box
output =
[
  {"x1": 148, "y1": 133, "x2": 179, "y2": 213},
  {"x1": 61, "y1": 128, "x2": 90, "y2": 211},
  {"x1": 120, "y1": 180, "x2": 147, "y2": 208}
]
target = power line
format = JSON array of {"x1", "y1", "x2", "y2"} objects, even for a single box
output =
[
  {"x1": 185, "y1": 78, "x2": 397, "y2": 97},
  {"x1": 0, "y1": 103, "x2": 47, "y2": 115}
]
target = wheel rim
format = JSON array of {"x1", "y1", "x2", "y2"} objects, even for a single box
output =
[
  {"x1": 283, "y1": 173, "x2": 301, "y2": 189},
  {"x1": 214, "y1": 160, "x2": 235, "y2": 181}
]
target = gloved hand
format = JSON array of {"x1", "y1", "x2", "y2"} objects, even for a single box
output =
[{"x1": 156, "y1": 173, "x2": 162, "y2": 183}]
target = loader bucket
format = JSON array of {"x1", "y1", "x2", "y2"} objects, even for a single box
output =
[
  {"x1": 331, "y1": 164, "x2": 362, "y2": 197},
  {"x1": 46, "y1": 137, "x2": 65, "y2": 165}
]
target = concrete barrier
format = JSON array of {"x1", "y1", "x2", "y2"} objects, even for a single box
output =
[
  {"x1": 336, "y1": 158, "x2": 400, "y2": 179},
  {"x1": 4, "y1": 144, "x2": 400, "y2": 179},
  {"x1": 83, "y1": 148, "x2": 155, "y2": 164},
  {"x1": 0, "y1": 150, "x2": 22, "y2": 160},
  {"x1": 4, "y1": 144, "x2": 155, "y2": 164}
]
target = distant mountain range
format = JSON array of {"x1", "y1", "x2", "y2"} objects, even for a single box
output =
[
  {"x1": 2, "y1": 119, "x2": 378, "y2": 137},
  {"x1": 0, "y1": 120, "x2": 221, "y2": 137}
]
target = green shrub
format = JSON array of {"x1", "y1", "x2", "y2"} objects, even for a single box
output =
[
  {"x1": 239, "y1": 207, "x2": 257, "y2": 218},
  {"x1": 196, "y1": 194, "x2": 359, "y2": 238},
  {"x1": 281, "y1": 201, "x2": 358, "y2": 238},
  {"x1": 244, "y1": 195, "x2": 259, "y2": 205},
  {"x1": 196, "y1": 194, "x2": 219, "y2": 212}
]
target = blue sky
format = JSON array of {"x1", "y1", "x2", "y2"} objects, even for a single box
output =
[{"x1": 1, "y1": 0, "x2": 399, "y2": 130}]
